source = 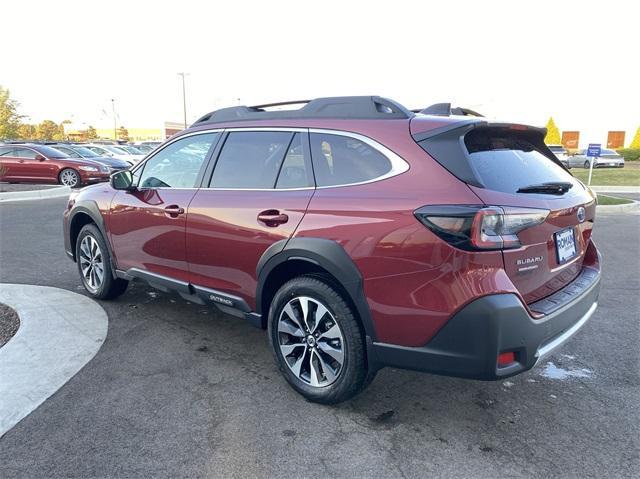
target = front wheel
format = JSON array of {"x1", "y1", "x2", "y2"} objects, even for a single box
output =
[
  {"x1": 268, "y1": 276, "x2": 371, "y2": 404},
  {"x1": 59, "y1": 168, "x2": 81, "y2": 188},
  {"x1": 76, "y1": 224, "x2": 128, "y2": 299}
]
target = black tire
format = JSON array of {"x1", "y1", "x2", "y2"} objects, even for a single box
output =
[
  {"x1": 59, "y1": 168, "x2": 81, "y2": 188},
  {"x1": 268, "y1": 276, "x2": 370, "y2": 404},
  {"x1": 76, "y1": 224, "x2": 128, "y2": 300},
  {"x1": 583, "y1": 160, "x2": 592, "y2": 169}
]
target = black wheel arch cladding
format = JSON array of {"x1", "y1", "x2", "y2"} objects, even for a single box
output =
[
  {"x1": 69, "y1": 200, "x2": 118, "y2": 276},
  {"x1": 256, "y1": 237, "x2": 377, "y2": 341}
]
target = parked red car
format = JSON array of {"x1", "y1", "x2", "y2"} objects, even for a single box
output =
[
  {"x1": 0, "y1": 143, "x2": 112, "y2": 187},
  {"x1": 63, "y1": 97, "x2": 601, "y2": 403}
]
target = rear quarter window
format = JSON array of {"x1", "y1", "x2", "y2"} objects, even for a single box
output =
[{"x1": 310, "y1": 133, "x2": 392, "y2": 187}]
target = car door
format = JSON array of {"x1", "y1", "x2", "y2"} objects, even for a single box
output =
[
  {"x1": 108, "y1": 132, "x2": 221, "y2": 283},
  {"x1": 0, "y1": 147, "x2": 20, "y2": 180},
  {"x1": 185, "y1": 129, "x2": 315, "y2": 308},
  {"x1": 13, "y1": 147, "x2": 55, "y2": 181}
]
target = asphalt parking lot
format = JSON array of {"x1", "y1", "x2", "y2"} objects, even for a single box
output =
[{"x1": 0, "y1": 197, "x2": 638, "y2": 478}]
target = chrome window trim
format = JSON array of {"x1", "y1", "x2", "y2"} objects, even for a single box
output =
[
  {"x1": 130, "y1": 126, "x2": 410, "y2": 191},
  {"x1": 308, "y1": 128, "x2": 410, "y2": 189}
]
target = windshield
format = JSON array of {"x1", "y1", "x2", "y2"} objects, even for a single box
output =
[
  {"x1": 104, "y1": 145, "x2": 128, "y2": 155},
  {"x1": 71, "y1": 146, "x2": 100, "y2": 157},
  {"x1": 37, "y1": 145, "x2": 70, "y2": 158},
  {"x1": 119, "y1": 145, "x2": 142, "y2": 154},
  {"x1": 601, "y1": 149, "x2": 619, "y2": 156}
]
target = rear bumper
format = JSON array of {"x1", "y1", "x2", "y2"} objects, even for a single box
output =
[{"x1": 370, "y1": 266, "x2": 600, "y2": 380}]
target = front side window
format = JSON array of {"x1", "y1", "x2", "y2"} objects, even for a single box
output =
[
  {"x1": 210, "y1": 131, "x2": 295, "y2": 189},
  {"x1": 310, "y1": 133, "x2": 392, "y2": 187},
  {"x1": 138, "y1": 133, "x2": 218, "y2": 188},
  {"x1": 0, "y1": 147, "x2": 13, "y2": 156}
]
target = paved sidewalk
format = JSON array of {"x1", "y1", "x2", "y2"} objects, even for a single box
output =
[{"x1": 0, "y1": 284, "x2": 108, "y2": 437}]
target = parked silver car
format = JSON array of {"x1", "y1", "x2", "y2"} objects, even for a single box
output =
[
  {"x1": 548, "y1": 144, "x2": 570, "y2": 168},
  {"x1": 569, "y1": 148, "x2": 625, "y2": 168}
]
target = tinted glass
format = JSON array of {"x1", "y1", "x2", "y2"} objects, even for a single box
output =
[
  {"x1": 0, "y1": 147, "x2": 13, "y2": 156},
  {"x1": 54, "y1": 146, "x2": 81, "y2": 158},
  {"x1": 138, "y1": 133, "x2": 218, "y2": 188},
  {"x1": 211, "y1": 131, "x2": 293, "y2": 188},
  {"x1": 465, "y1": 131, "x2": 579, "y2": 194},
  {"x1": 276, "y1": 133, "x2": 312, "y2": 189},
  {"x1": 310, "y1": 133, "x2": 392, "y2": 187},
  {"x1": 34, "y1": 145, "x2": 69, "y2": 158},
  {"x1": 14, "y1": 148, "x2": 37, "y2": 159},
  {"x1": 70, "y1": 146, "x2": 99, "y2": 157}
]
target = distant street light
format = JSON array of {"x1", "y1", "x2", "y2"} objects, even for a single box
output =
[
  {"x1": 111, "y1": 99, "x2": 117, "y2": 141},
  {"x1": 178, "y1": 72, "x2": 190, "y2": 129}
]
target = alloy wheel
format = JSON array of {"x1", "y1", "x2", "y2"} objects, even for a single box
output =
[
  {"x1": 79, "y1": 235, "x2": 104, "y2": 293},
  {"x1": 277, "y1": 296, "x2": 345, "y2": 387},
  {"x1": 60, "y1": 169, "x2": 79, "y2": 187}
]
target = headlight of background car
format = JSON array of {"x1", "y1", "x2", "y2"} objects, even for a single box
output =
[{"x1": 79, "y1": 166, "x2": 98, "y2": 172}]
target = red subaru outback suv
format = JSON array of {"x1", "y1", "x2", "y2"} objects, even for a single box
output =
[
  {"x1": 0, "y1": 143, "x2": 112, "y2": 187},
  {"x1": 63, "y1": 97, "x2": 600, "y2": 403}
]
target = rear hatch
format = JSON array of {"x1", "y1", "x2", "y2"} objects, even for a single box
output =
[{"x1": 413, "y1": 120, "x2": 596, "y2": 305}]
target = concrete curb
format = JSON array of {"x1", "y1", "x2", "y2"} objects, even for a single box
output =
[
  {"x1": 0, "y1": 185, "x2": 71, "y2": 203},
  {"x1": 591, "y1": 185, "x2": 640, "y2": 193},
  {"x1": 0, "y1": 284, "x2": 108, "y2": 437},
  {"x1": 596, "y1": 198, "x2": 640, "y2": 214}
]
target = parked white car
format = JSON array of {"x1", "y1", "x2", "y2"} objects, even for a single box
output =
[
  {"x1": 548, "y1": 144, "x2": 570, "y2": 168},
  {"x1": 569, "y1": 148, "x2": 625, "y2": 169},
  {"x1": 85, "y1": 144, "x2": 145, "y2": 164}
]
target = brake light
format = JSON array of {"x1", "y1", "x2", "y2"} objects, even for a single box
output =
[{"x1": 414, "y1": 205, "x2": 548, "y2": 251}]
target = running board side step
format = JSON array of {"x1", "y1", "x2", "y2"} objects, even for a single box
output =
[{"x1": 116, "y1": 268, "x2": 263, "y2": 328}]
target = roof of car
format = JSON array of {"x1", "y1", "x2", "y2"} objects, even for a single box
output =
[{"x1": 193, "y1": 96, "x2": 486, "y2": 127}]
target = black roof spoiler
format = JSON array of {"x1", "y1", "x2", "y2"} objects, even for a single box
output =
[
  {"x1": 412, "y1": 103, "x2": 485, "y2": 117},
  {"x1": 194, "y1": 96, "x2": 415, "y2": 125}
]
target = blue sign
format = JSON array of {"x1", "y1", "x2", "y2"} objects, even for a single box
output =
[{"x1": 587, "y1": 143, "x2": 601, "y2": 158}]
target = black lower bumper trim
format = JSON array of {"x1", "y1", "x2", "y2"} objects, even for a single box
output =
[{"x1": 370, "y1": 269, "x2": 600, "y2": 380}]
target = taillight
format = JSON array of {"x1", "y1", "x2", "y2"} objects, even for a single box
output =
[{"x1": 414, "y1": 205, "x2": 548, "y2": 251}]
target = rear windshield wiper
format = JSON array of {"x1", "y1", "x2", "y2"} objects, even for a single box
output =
[{"x1": 517, "y1": 182, "x2": 573, "y2": 195}]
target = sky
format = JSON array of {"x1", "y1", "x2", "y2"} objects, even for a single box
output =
[{"x1": 3, "y1": 0, "x2": 638, "y2": 145}]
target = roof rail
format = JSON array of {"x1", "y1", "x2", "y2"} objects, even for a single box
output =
[
  {"x1": 415, "y1": 103, "x2": 484, "y2": 117},
  {"x1": 194, "y1": 96, "x2": 414, "y2": 124}
]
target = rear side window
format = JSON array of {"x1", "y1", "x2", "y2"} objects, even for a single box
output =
[
  {"x1": 310, "y1": 133, "x2": 392, "y2": 187},
  {"x1": 463, "y1": 130, "x2": 578, "y2": 194},
  {"x1": 211, "y1": 131, "x2": 294, "y2": 189},
  {"x1": 0, "y1": 147, "x2": 13, "y2": 156}
]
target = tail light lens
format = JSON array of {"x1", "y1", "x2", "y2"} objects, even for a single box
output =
[{"x1": 414, "y1": 205, "x2": 548, "y2": 251}]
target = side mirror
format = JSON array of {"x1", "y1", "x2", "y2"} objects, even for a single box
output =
[
  {"x1": 110, "y1": 169, "x2": 135, "y2": 190},
  {"x1": 35, "y1": 154, "x2": 46, "y2": 161}
]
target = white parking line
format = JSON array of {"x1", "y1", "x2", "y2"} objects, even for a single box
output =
[{"x1": 0, "y1": 284, "x2": 107, "y2": 437}]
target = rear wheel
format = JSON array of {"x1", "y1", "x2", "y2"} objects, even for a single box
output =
[
  {"x1": 583, "y1": 160, "x2": 595, "y2": 169},
  {"x1": 268, "y1": 276, "x2": 370, "y2": 404},
  {"x1": 76, "y1": 224, "x2": 128, "y2": 299},
  {"x1": 59, "y1": 168, "x2": 81, "y2": 188}
]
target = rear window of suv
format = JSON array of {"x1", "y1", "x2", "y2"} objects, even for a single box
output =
[{"x1": 463, "y1": 129, "x2": 579, "y2": 194}]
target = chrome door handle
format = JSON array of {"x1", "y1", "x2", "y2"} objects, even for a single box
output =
[{"x1": 164, "y1": 205, "x2": 185, "y2": 217}]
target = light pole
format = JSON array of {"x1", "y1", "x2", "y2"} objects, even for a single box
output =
[
  {"x1": 111, "y1": 98, "x2": 117, "y2": 141},
  {"x1": 177, "y1": 72, "x2": 190, "y2": 129}
]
